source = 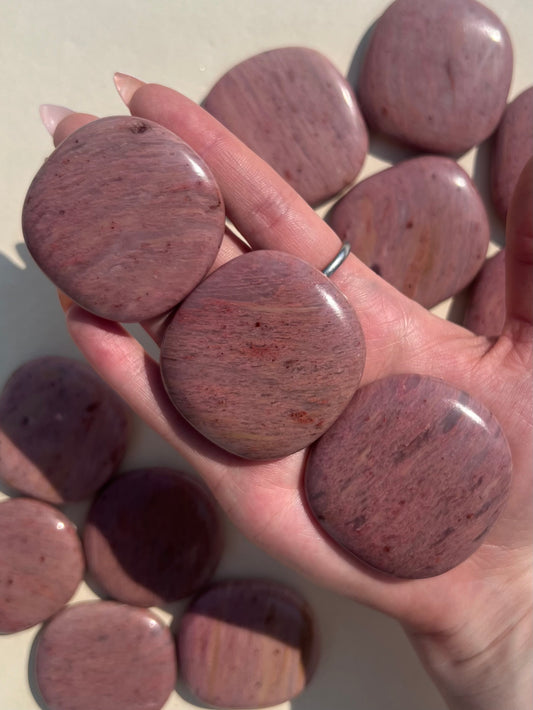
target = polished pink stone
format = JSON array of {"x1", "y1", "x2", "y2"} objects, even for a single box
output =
[
  {"x1": 160, "y1": 250, "x2": 365, "y2": 460},
  {"x1": 0, "y1": 356, "x2": 128, "y2": 503},
  {"x1": 22, "y1": 116, "x2": 225, "y2": 322},
  {"x1": 83, "y1": 468, "x2": 222, "y2": 606},
  {"x1": 0, "y1": 498, "x2": 84, "y2": 634},
  {"x1": 491, "y1": 87, "x2": 533, "y2": 220},
  {"x1": 204, "y1": 47, "x2": 368, "y2": 205},
  {"x1": 463, "y1": 250, "x2": 506, "y2": 336},
  {"x1": 327, "y1": 156, "x2": 489, "y2": 307},
  {"x1": 357, "y1": 0, "x2": 513, "y2": 154},
  {"x1": 35, "y1": 601, "x2": 176, "y2": 710},
  {"x1": 177, "y1": 579, "x2": 318, "y2": 708},
  {"x1": 305, "y1": 374, "x2": 512, "y2": 578}
]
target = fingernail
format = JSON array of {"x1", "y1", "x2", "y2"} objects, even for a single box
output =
[
  {"x1": 114, "y1": 72, "x2": 145, "y2": 106},
  {"x1": 39, "y1": 105, "x2": 75, "y2": 136},
  {"x1": 57, "y1": 289, "x2": 74, "y2": 313}
]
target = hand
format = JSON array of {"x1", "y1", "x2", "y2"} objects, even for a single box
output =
[{"x1": 53, "y1": 76, "x2": 532, "y2": 710}]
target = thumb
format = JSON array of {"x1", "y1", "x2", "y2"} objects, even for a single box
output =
[{"x1": 505, "y1": 156, "x2": 533, "y2": 335}]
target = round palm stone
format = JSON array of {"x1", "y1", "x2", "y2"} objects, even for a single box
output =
[
  {"x1": 0, "y1": 356, "x2": 129, "y2": 503},
  {"x1": 35, "y1": 601, "x2": 176, "y2": 710},
  {"x1": 204, "y1": 47, "x2": 368, "y2": 205},
  {"x1": 160, "y1": 250, "x2": 366, "y2": 460},
  {"x1": 357, "y1": 0, "x2": 513, "y2": 154},
  {"x1": 22, "y1": 115, "x2": 225, "y2": 322},
  {"x1": 491, "y1": 87, "x2": 533, "y2": 220},
  {"x1": 305, "y1": 374, "x2": 512, "y2": 578},
  {"x1": 327, "y1": 156, "x2": 489, "y2": 307},
  {"x1": 83, "y1": 468, "x2": 222, "y2": 606},
  {"x1": 177, "y1": 579, "x2": 318, "y2": 708},
  {"x1": 0, "y1": 498, "x2": 84, "y2": 634}
]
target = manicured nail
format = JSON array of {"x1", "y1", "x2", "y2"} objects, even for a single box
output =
[
  {"x1": 39, "y1": 105, "x2": 75, "y2": 136},
  {"x1": 57, "y1": 289, "x2": 74, "y2": 313},
  {"x1": 114, "y1": 72, "x2": 145, "y2": 106}
]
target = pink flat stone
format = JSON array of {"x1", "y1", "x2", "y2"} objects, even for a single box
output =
[
  {"x1": 84, "y1": 468, "x2": 222, "y2": 606},
  {"x1": 463, "y1": 250, "x2": 506, "y2": 336},
  {"x1": 327, "y1": 156, "x2": 489, "y2": 307},
  {"x1": 177, "y1": 579, "x2": 318, "y2": 708},
  {"x1": 305, "y1": 374, "x2": 512, "y2": 578},
  {"x1": 22, "y1": 116, "x2": 225, "y2": 322},
  {"x1": 357, "y1": 0, "x2": 513, "y2": 154},
  {"x1": 204, "y1": 47, "x2": 368, "y2": 205},
  {"x1": 491, "y1": 87, "x2": 533, "y2": 221},
  {"x1": 0, "y1": 498, "x2": 84, "y2": 634},
  {"x1": 0, "y1": 356, "x2": 129, "y2": 503},
  {"x1": 35, "y1": 601, "x2": 176, "y2": 710},
  {"x1": 160, "y1": 250, "x2": 365, "y2": 460}
]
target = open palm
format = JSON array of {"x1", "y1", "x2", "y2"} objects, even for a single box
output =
[{"x1": 55, "y1": 79, "x2": 532, "y2": 653}]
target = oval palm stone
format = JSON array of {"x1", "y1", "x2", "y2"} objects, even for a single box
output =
[
  {"x1": 305, "y1": 374, "x2": 512, "y2": 578},
  {"x1": 327, "y1": 156, "x2": 489, "y2": 307},
  {"x1": 204, "y1": 47, "x2": 368, "y2": 205},
  {"x1": 0, "y1": 356, "x2": 129, "y2": 503},
  {"x1": 22, "y1": 115, "x2": 225, "y2": 322},
  {"x1": 0, "y1": 498, "x2": 84, "y2": 633},
  {"x1": 357, "y1": 0, "x2": 513, "y2": 154},
  {"x1": 491, "y1": 87, "x2": 533, "y2": 220},
  {"x1": 35, "y1": 601, "x2": 176, "y2": 710},
  {"x1": 464, "y1": 250, "x2": 506, "y2": 336},
  {"x1": 160, "y1": 250, "x2": 365, "y2": 460},
  {"x1": 177, "y1": 579, "x2": 318, "y2": 708},
  {"x1": 84, "y1": 468, "x2": 222, "y2": 606}
]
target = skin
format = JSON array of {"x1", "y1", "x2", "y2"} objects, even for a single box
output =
[{"x1": 52, "y1": 77, "x2": 532, "y2": 710}]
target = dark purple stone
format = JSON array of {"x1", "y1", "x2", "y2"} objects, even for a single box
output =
[
  {"x1": 204, "y1": 47, "x2": 368, "y2": 205},
  {"x1": 22, "y1": 115, "x2": 225, "y2": 322},
  {"x1": 0, "y1": 356, "x2": 129, "y2": 503},
  {"x1": 177, "y1": 579, "x2": 318, "y2": 708},
  {"x1": 0, "y1": 498, "x2": 84, "y2": 634},
  {"x1": 160, "y1": 250, "x2": 365, "y2": 460},
  {"x1": 83, "y1": 468, "x2": 222, "y2": 606},
  {"x1": 357, "y1": 0, "x2": 513, "y2": 154},
  {"x1": 463, "y1": 250, "x2": 506, "y2": 336},
  {"x1": 305, "y1": 374, "x2": 512, "y2": 578},
  {"x1": 327, "y1": 156, "x2": 489, "y2": 307},
  {"x1": 491, "y1": 87, "x2": 533, "y2": 221},
  {"x1": 35, "y1": 601, "x2": 176, "y2": 710}
]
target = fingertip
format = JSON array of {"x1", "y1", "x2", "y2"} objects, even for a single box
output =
[
  {"x1": 114, "y1": 72, "x2": 145, "y2": 107},
  {"x1": 57, "y1": 289, "x2": 74, "y2": 313},
  {"x1": 39, "y1": 105, "x2": 74, "y2": 136}
]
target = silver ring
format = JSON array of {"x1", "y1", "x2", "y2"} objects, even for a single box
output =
[{"x1": 322, "y1": 242, "x2": 351, "y2": 277}]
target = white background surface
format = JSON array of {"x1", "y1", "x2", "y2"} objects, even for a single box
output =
[{"x1": 1, "y1": 1, "x2": 532, "y2": 709}]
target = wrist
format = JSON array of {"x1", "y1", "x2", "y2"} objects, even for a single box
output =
[{"x1": 404, "y1": 565, "x2": 533, "y2": 710}]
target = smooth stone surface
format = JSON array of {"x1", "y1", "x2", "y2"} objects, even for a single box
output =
[
  {"x1": 35, "y1": 601, "x2": 176, "y2": 710},
  {"x1": 161, "y1": 250, "x2": 366, "y2": 460},
  {"x1": 177, "y1": 579, "x2": 318, "y2": 709},
  {"x1": 84, "y1": 468, "x2": 222, "y2": 606},
  {"x1": 463, "y1": 250, "x2": 506, "y2": 336},
  {"x1": 357, "y1": 0, "x2": 513, "y2": 154},
  {"x1": 305, "y1": 374, "x2": 512, "y2": 578},
  {"x1": 0, "y1": 498, "x2": 84, "y2": 634},
  {"x1": 491, "y1": 87, "x2": 533, "y2": 220},
  {"x1": 327, "y1": 156, "x2": 489, "y2": 307},
  {"x1": 22, "y1": 115, "x2": 225, "y2": 322},
  {"x1": 0, "y1": 356, "x2": 129, "y2": 503},
  {"x1": 204, "y1": 47, "x2": 368, "y2": 205}
]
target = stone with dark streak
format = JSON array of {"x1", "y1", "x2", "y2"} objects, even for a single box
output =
[
  {"x1": 204, "y1": 47, "x2": 368, "y2": 205},
  {"x1": 0, "y1": 356, "x2": 129, "y2": 503},
  {"x1": 35, "y1": 601, "x2": 176, "y2": 710},
  {"x1": 22, "y1": 115, "x2": 225, "y2": 322},
  {"x1": 83, "y1": 468, "x2": 222, "y2": 606},
  {"x1": 357, "y1": 0, "x2": 513, "y2": 154},
  {"x1": 160, "y1": 250, "x2": 366, "y2": 460},
  {"x1": 463, "y1": 250, "x2": 506, "y2": 336},
  {"x1": 327, "y1": 156, "x2": 489, "y2": 307},
  {"x1": 177, "y1": 579, "x2": 318, "y2": 708},
  {"x1": 0, "y1": 498, "x2": 84, "y2": 634},
  {"x1": 305, "y1": 374, "x2": 512, "y2": 578}
]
